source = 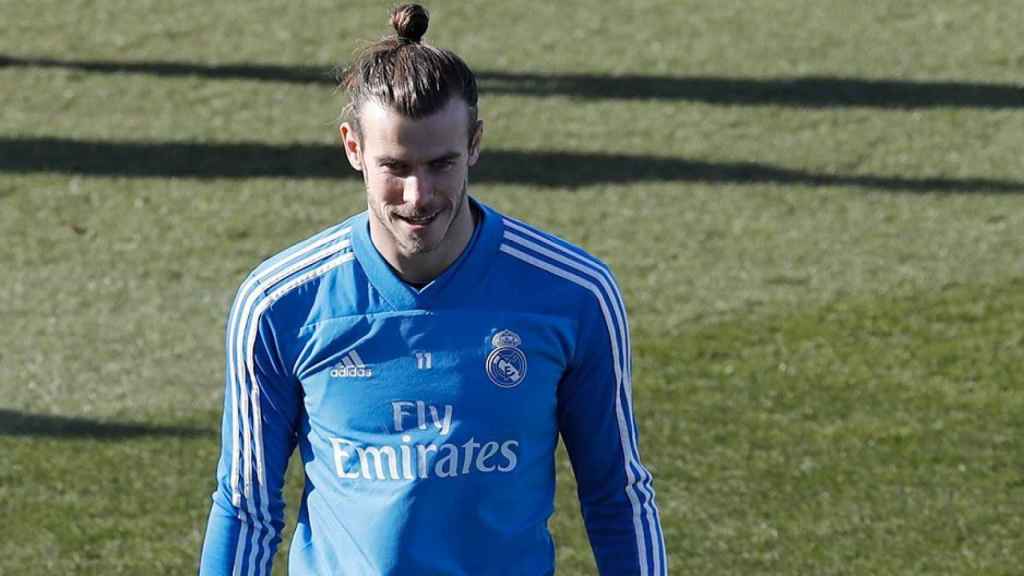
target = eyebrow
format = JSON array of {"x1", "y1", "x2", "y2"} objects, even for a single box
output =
[
  {"x1": 376, "y1": 151, "x2": 462, "y2": 165},
  {"x1": 430, "y1": 152, "x2": 462, "y2": 163}
]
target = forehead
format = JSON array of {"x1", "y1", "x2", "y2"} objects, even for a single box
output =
[{"x1": 357, "y1": 98, "x2": 470, "y2": 160}]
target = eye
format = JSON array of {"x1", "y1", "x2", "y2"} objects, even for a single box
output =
[
  {"x1": 380, "y1": 161, "x2": 409, "y2": 175},
  {"x1": 430, "y1": 159, "x2": 456, "y2": 172}
]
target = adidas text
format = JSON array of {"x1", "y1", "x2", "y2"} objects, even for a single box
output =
[{"x1": 331, "y1": 366, "x2": 373, "y2": 378}]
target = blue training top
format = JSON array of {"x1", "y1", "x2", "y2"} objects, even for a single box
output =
[{"x1": 199, "y1": 198, "x2": 666, "y2": 575}]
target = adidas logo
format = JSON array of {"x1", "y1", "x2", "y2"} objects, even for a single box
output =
[{"x1": 330, "y1": 350, "x2": 373, "y2": 378}]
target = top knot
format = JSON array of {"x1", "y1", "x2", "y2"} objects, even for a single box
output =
[{"x1": 391, "y1": 4, "x2": 429, "y2": 43}]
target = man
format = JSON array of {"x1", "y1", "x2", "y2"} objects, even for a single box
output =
[{"x1": 199, "y1": 4, "x2": 666, "y2": 574}]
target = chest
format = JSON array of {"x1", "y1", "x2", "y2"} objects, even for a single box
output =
[{"x1": 291, "y1": 310, "x2": 574, "y2": 441}]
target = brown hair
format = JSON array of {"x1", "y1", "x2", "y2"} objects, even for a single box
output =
[{"x1": 339, "y1": 4, "x2": 479, "y2": 137}]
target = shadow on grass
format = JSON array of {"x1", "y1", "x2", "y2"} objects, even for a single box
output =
[
  {"x1": 0, "y1": 409, "x2": 210, "y2": 439},
  {"x1": 2, "y1": 136, "x2": 1023, "y2": 194},
  {"x1": 482, "y1": 71, "x2": 1024, "y2": 109},
  {"x1": 3, "y1": 54, "x2": 1023, "y2": 109}
]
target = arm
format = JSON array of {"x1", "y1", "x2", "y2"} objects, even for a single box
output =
[
  {"x1": 200, "y1": 281, "x2": 301, "y2": 576},
  {"x1": 557, "y1": 271, "x2": 667, "y2": 575}
]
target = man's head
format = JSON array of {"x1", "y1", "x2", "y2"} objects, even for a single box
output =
[
  {"x1": 339, "y1": 4, "x2": 483, "y2": 283},
  {"x1": 339, "y1": 4, "x2": 479, "y2": 141}
]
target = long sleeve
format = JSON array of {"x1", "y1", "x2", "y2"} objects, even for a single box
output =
[
  {"x1": 200, "y1": 279, "x2": 301, "y2": 576},
  {"x1": 557, "y1": 270, "x2": 667, "y2": 575}
]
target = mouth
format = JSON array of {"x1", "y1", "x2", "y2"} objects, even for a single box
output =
[{"x1": 395, "y1": 210, "x2": 441, "y2": 228}]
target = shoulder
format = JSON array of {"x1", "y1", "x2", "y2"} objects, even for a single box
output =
[
  {"x1": 487, "y1": 210, "x2": 629, "y2": 362},
  {"x1": 480, "y1": 206, "x2": 626, "y2": 330},
  {"x1": 230, "y1": 213, "x2": 364, "y2": 323},
  {"x1": 246, "y1": 214, "x2": 362, "y2": 289},
  {"x1": 493, "y1": 210, "x2": 618, "y2": 296},
  {"x1": 489, "y1": 213, "x2": 630, "y2": 364}
]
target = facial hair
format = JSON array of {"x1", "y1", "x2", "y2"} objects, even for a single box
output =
[{"x1": 369, "y1": 177, "x2": 469, "y2": 256}]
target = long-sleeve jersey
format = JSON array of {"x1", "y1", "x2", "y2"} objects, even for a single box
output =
[{"x1": 199, "y1": 198, "x2": 666, "y2": 575}]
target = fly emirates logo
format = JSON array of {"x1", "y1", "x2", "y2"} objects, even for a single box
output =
[{"x1": 330, "y1": 401, "x2": 519, "y2": 481}]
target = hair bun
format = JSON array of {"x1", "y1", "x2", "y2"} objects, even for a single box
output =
[{"x1": 391, "y1": 4, "x2": 429, "y2": 43}]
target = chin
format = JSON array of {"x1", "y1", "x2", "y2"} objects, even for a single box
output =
[
  {"x1": 401, "y1": 219, "x2": 450, "y2": 253},
  {"x1": 401, "y1": 245, "x2": 434, "y2": 257},
  {"x1": 400, "y1": 234, "x2": 442, "y2": 256}
]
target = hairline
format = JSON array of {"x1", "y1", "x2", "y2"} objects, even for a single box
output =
[{"x1": 345, "y1": 95, "x2": 480, "y2": 145}]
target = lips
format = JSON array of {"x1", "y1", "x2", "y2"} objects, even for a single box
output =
[{"x1": 395, "y1": 211, "x2": 440, "y2": 226}]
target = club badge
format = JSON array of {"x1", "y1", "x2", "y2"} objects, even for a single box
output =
[{"x1": 486, "y1": 329, "x2": 527, "y2": 388}]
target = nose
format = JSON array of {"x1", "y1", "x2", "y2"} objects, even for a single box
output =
[{"x1": 402, "y1": 172, "x2": 432, "y2": 208}]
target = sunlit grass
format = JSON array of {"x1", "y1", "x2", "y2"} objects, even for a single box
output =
[{"x1": 2, "y1": 0, "x2": 1023, "y2": 574}]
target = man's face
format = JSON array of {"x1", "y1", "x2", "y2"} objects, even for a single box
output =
[{"x1": 341, "y1": 98, "x2": 482, "y2": 269}]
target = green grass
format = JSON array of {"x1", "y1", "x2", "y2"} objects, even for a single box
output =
[
  {"x1": 638, "y1": 279, "x2": 1023, "y2": 574},
  {"x1": 2, "y1": 281, "x2": 1020, "y2": 574},
  {"x1": 2, "y1": 0, "x2": 1023, "y2": 574}
]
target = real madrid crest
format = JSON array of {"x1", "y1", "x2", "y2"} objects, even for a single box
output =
[{"x1": 486, "y1": 329, "x2": 528, "y2": 388}]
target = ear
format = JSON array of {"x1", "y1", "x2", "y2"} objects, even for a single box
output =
[
  {"x1": 339, "y1": 122, "x2": 363, "y2": 171},
  {"x1": 467, "y1": 120, "x2": 484, "y2": 167}
]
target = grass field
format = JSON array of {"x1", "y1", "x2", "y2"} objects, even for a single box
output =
[{"x1": 2, "y1": 1, "x2": 1023, "y2": 574}]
